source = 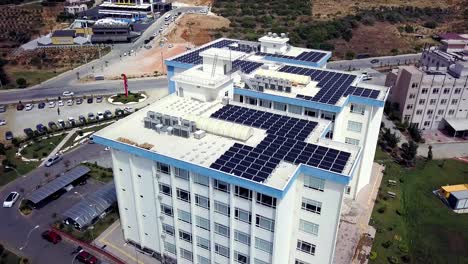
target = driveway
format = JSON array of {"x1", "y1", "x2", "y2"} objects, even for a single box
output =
[{"x1": 0, "y1": 144, "x2": 112, "y2": 263}]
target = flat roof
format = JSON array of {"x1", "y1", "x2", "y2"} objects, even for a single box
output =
[
  {"x1": 27, "y1": 166, "x2": 90, "y2": 205},
  {"x1": 95, "y1": 95, "x2": 359, "y2": 191},
  {"x1": 443, "y1": 118, "x2": 468, "y2": 131},
  {"x1": 199, "y1": 48, "x2": 245, "y2": 61},
  {"x1": 451, "y1": 190, "x2": 468, "y2": 200},
  {"x1": 52, "y1": 30, "x2": 75, "y2": 38}
]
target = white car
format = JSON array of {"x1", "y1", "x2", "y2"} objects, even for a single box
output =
[
  {"x1": 0, "y1": 120, "x2": 6, "y2": 126},
  {"x1": 153, "y1": 33, "x2": 157, "y2": 37},
  {"x1": 96, "y1": 112, "x2": 104, "y2": 120},
  {"x1": 123, "y1": 52, "x2": 127, "y2": 56},
  {"x1": 68, "y1": 117, "x2": 75, "y2": 122},
  {"x1": 48, "y1": 101, "x2": 56, "y2": 108},
  {"x1": 168, "y1": 44, "x2": 173, "y2": 48},
  {"x1": 25, "y1": 104, "x2": 34, "y2": 111},
  {"x1": 58, "y1": 100, "x2": 64, "y2": 107},
  {"x1": 45, "y1": 154, "x2": 62, "y2": 167},
  {"x1": 3, "y1": 192, "x2": 20, "y2": 208},
  {"x1": 124, "y1": 106, "x2": 133, "y2": 113},
  {"x1": 63, "y1": 91, "x2": 74, "y2": 96},
  {"x1": 67, "y1": 99, "x2": 74, "y2": 106}
]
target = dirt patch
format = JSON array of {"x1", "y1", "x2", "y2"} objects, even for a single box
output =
[
  {"x1": 330, "y1": 22, "x2": 412, "y2": 58},
  {"x1": 166, "y1": 14, "x2": 229, "y2": 45},
  {"x1": 312, "y1": 0, "x2": 457, "y2": 19},
  {"x1": 173, "y1": 0, "x2": 214, "y2": 5}
]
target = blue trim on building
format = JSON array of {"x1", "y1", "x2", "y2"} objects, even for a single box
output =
[
  {"x1": 167, "y1": 65, "x2": 176, "y2": 94},
  {"x1": 321, "y1": 122, "x2": 332, "y2": 138},
  {"x1": 263, "y1": 56, "x2": 324, "y2": 68},
  {"x1": 94, "y1": 135, "x2": 352, "y2": 199},
  {"x1": 347, "y1": 95, "x2": 385, "y2": 108},
  {"x1": 165, "y1": 60, "x2": 194, "y2": 69}
]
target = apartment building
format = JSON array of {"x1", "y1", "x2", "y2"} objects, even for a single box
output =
[
  {"x1": 386, "y1": 40, "x2": 468, "y2": 133},
  {"x1": 94, "y1": 34, "x2": 388, "y2": 264}
]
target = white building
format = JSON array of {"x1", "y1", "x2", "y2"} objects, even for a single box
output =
[{"x1": 94, "y1": 35, "x2": 388, "y2": 264}]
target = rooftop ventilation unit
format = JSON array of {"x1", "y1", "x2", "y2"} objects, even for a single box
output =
[
  {"x1": 144, "y1": 117, "x2": 152, "y2": 129},
  {"x1": 162, "y1": 115, "x2": 171, "y2": 126}
]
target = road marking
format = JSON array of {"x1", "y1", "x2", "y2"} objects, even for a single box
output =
[{"x1": 101, "y1": 238, "x2": 144, "y2": 264}]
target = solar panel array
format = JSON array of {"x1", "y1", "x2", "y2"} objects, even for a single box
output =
[
  {"x1": 232, "y1": 60, "x2": 264, "y2": 74},
  {"x1": 171, "y1": 39, "x2": 237, "y2": 65},
  {"x1": 209, "y1": 105, "x2": 351, "y2": 182},
  {"x1": 256, "y1": 51, "x2": 327, "y2": 63},
  {"x1": 279, "y1": 65, "x2": 380, "y2": 105},
  {"x1": 228, "y1": 45, "x2": 255, "y2": 53}
]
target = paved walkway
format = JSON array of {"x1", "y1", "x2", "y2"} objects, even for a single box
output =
[
  {"x1": 381, "y1": 115, "x2": 408, "y2": 147},
  {"x1": 40, "y1": 128, "x2": 78, "y2": 166}
]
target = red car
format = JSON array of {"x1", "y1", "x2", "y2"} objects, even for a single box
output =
[
  {"x1": 41, "y1": 230, "x2": 62, "y2": 244},
  {"x1": 76, "y1": 251, "x2": 99, "y2": 264}
]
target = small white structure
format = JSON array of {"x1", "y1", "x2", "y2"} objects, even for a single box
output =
[{"x1": 259, "y1": 32, "x2": 289, "y2": 54}]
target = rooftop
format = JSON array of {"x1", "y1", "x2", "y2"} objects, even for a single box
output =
[
  {"x1": 52, "y1": 30, "x2": 76, "y2": 38},
  {"x1": 95, "y1": 95, "x2": 360, "y2": 191}
]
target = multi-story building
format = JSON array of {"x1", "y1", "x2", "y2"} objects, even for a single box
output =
[
  {"x1": 94, "y1": 34, "x2": 388, "y2": 264},
  {"x1": 386, "y1": 39, "x2": 468, "y2": 133},
  {"x1": 98, "y1": 0, "x2": 171, "y2": 21}
]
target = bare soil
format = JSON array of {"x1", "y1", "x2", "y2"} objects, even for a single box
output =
[
  {"x1": 166, "y1": 14, "x2": 230, "y2": 45},
  {"x1": 172, "y1": 0, "x2": 214, "y2": 6}
]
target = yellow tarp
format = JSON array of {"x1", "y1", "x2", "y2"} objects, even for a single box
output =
[{"x1": 440, "y1": 184, "x2": 468, "y2": 198}]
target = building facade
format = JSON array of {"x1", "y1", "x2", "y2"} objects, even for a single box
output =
[{"x1": 95, "y1": 35, "x2": 388, "y2": 264}]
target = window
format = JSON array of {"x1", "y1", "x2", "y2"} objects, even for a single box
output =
[
  {"x1": 178, "y1": 209, "x2": 191, "y2": 223},
  {"x1": 304, "y1": 108, "x2": 317, "y2": 117},
  {"x1": 411, "y1": 83, "x2": 418, "y2": 88},
  {"x1": 256, "y1": 193, "x2": 277, "y2": 208},
  {"x1": 164, "y1": 241, "x2": 176, "y2": 254},
  {"x1": 162, "y1": 224, "x2": 174, "y2": 236},
  {"x1": 193, "y1": 173, "x2": 209, "y2": 186},
  {"x1": 180, "y1": 248, "x2": 193, "y2": 261},
  {"x1": 454, "y1": 88, "x2": 462, "y2": 94},
  {"x1": 248, "y1": 97, "x2": 257, "y2": 106},
  {"x1": 432, "y1": 88, "x2": 439, "y2": 94},
  {"x1": 195, "y1": 194, "x2": 209, "y2": 209},
  {"x1": 288, "y1": 104, "x2": 302, "y2": 114},
  {"x1": 179, "y1": 230, "x2": 192, "y2": 243},
  {"x1": 235, "y1": 186, "x2": 252, "y2": 200},
  {"x1": 273, "y1": 102, "x2": 287, "y2": 111},
  {"x1": 215, "y1": 222, "x2": 230, "y2": 238},
  {"x1": 297, "y1": 240, "x2": 316, "y2": 255},
  {"x1": 215, "y1": 243, "x2": 230, "y2": 258},
  {"x1": 255, "y1": 259, "x2": 269, "y2": 264},
  {"x1": 196, "y1": 216, "x2": 210, "y2": 231},
  {"x1": 234, "y1": 230, "x2": 251, "y2": 245},
  {"x1": 350, "y1": 103, "x2": 365, "y2": 115},
  {"x1": 448, "y1": 109, "x2": 455, "y2": 115},
  {"x1": 408, "y1": 93, "x2": 416, "y2": 99},
  {"x1": 416, "y1": 110, "x2": 423, "y2": 115},
  {"x1": 451, "y1": 99, "x2": 458, "y2": 105},
  {"x1": 255, "y1": 237, "x2": 273, "y2": 253},
  {"x1": 161, "y1": 204, "x2": 173, "y2": 216},
  {"x1": 256, "y1": 215, "x2": 275, "y2": 232},
  {"x1": 440, "y1": 99, "x2": 447, "y2": 105},
  {"x1": 299, "y1": 219, "x2": 319, "y2": 236},
  {"x1": 418, "y1": 99, "x2": 425, "y2": 105},
  {"x1": 176, "y1": 188, "x2": 191, "y2": 202},
  {"x1": 427, "y1": 109, "x2": 434, "y2": 115},
  {"x1": 302, "y1": 198, "x2": 322, "y2": 214},
  {"x1": 197, "y1": 236, "x2": 210, "y2": 250},
  {"x1": 429, "y1": 99, "x2": 436, "y2": 105},
  {"x1": 295, "y1": 260, "x2": 309, "y2": 264},
  {"x1": 175, "y1": 167, "x2": 189, "y2": 180},
  {"x1": 437, "y1": 109, "x2": 444, "y2": 115},
  {"x1": 214, "y1": 179, "x2": 230, "y2": 193},
  {"x1": 159, "y1": 183, "x2": 171, "y2": 196},
  {"x1": 234, "y1": 251, "x2": 249, "y2": 264},
  {"x1": 345, "y1": 137, "x2": 360, "y2": 145},
  {"x1": 443, "y1": 88, "x2": 450, "y2": 94},
  {"x1": 198, "y1": 255, "x2": 210, "y2": 264},
  {"x1": 214, "y1": 201, "x2": 230, "y2": 216},
  {"x1": 304, "y1": 176, "x2": 325, "y2": 191},
  {"x1": 347, "y1": 121, "x2": 362, "y2": 133},
  {"x1": 423, "y1": 121, "x2": 431, "y2": 126},
  {"x1": 421, "y1": 88, "x2": 428, "y2": 94},
  {"x1": 406, "y1": 104, "x2": 413, "y2": 110},
  {"x1": 259, "y1": 99, "x2": 272, "y2": 108},
  {"x1": 235, "y1": 208, "x2": 252, "y2": 224},
  {"x1": 157, "y1": 162, "x2": 170, "y2": 174},
  {"x1": 404, "y1": 115, "x2": 411, "y2": 121}
]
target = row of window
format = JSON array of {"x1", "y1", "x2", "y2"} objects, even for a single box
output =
[
  {"x1": 406, "y1": 98, "x2": 460, "y2": 110},
  {"x1": 419, "y1": 87, "x2": 462, "y2": 95}
]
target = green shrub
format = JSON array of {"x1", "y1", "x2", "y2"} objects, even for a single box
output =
[
  {"x1": 382, "y1": 240, "x2": 393, "y2": 248},
  {"x1": 388, "y1": 256, "x2": 400, "y2": 264},
  {"x1": 369, "y1": 251, "x2": 377, "y2": 260},
  {"x1": 398, "y1": 244, "x2": 409, "y2": 253}
]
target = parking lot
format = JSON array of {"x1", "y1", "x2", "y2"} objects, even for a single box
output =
[{"x1": 0, "y1": 88, "x2": 168, "y2": 140}]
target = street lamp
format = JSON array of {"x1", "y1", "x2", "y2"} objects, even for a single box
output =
[{"x1": 19, "y1": 225, "x2": 40, "y2": 250}]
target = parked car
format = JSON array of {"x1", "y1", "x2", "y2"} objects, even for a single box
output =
[
  {"x1": 96, "y1": 112, "x2": 104, "y2": 120},
  {"x1": 76, "y1": 251, "x2": 99, "y2": 264},
  {"x1": 24, "y1": 128, "x2": 34, "y2": 138},
  {"x1": 17, "y1": 103, "x2": 24, "y2": 111},
  {"x1": 124, "y1": 106, "x2": 133, "y2": 113},
  {"x1": 79, "y1": 115, "x2": 86, "y2": 123},
  {"x1": 58, "y1": 119, "x2": 66, "y2": 128},
  {"x1": 36, "y1": 124, "x2": 47, "y2": 134},
  {"x1": 0, "y1": 105, "x2": 6, "y2": 113},
  {"x1": 5, "y1": 131, "x2": 13, "y2": 140},
  {"x1": 104, "y1": 110, "x2": 112, "y2": 119},
  {"x1": 38, "y1": 102, "x2": 46, "y2": 109},
  {"x1": 49, "y1": 101, "x2": 56, "y2": 108},
  {"x1": 87, "y1": 98, "x2": 93, "y2": 104},
  {"x1": 96, "y1": 97, "x2": 103, "y2": 103},
  {"x1": 3, "y1": 192, "x2": 20, "y2": 208},
  {"x1": 42, "y1": 230, "x2": 62, "y2": 244},
  {"x1": 45, "y1": 155, "x2": 62, "y2": 167},
  {"x1": 67, "y1": 99, "x2": 74, "y2": 106},
  {"x1": 63, "y1": 91, "x2": 74, "y2": 96},
  {"x1": 25, "y1": 104, "x2": 34, "y2": 111},
  {"x1": 68, "y1": 117, "x2": 76, "y2": 126},
  {"x1": 58, "y1": 100, "x2": 64, "y2": 107},
  {"x1": 88, "y1": 135, "x2": 94, "y2": 144},
  {"x1": 370, "y1": 59, "x2": 379, "y2": 64},
  {"x1": 0, "y1": 119, "x2": 6, "y2": 126},
  {"x1": 88, "y1": 112, "x2": 95, "y2": 120},
  {"x1": 115, "y1": 108, "x2": 124, "y2": 116},
  {"x1": 76, "y1": 98, "x2": 83, "y2": 105},
  {"x1": 48, "y1": 121, "x2": 57, "y2": 129}
]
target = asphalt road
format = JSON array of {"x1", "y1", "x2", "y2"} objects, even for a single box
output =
[
  {"x1": 0, "y1": 144, "x2": 111, "y2": 264},
  {"x1": 327, "y1": 53, "x2": 421, "y2": 71}
]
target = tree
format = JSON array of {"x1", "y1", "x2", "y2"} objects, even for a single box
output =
[
  {"x1": 382, "y1": 128, "x2": 400, "y2": 149},
  {"x1": 401, "y1": 141, "x2": 418, "y2": 166},
  {"x1": 16, "y1": 78, "x2": 27, "y2": 88},
  {"x1": 423, "y1": 21, "x2": 438, "y2": 29},
  {"x1": 408, "y1": 125, "x2": 422, "y2": 142},
  {"x1": 345, "y1": 51, "x2": 356, "y2": 60},
  {"x1": 427, "y1": 145, "x2": 433, "y2": 160}
]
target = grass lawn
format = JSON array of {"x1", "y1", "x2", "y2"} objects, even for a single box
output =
[
  {"x1": 61, "y1": 122, "x2": 113, "y2": 151},
  {"x1": 83, "y1": 162, "x2": 113, "y2": 183},
  {"x1": 110, "y1": 92, "x2": 144, "y2": 104},
  {"x1": 370, "y1": 148, "x2": 468, "y2": 264},
  {"x1": 20, "y1": 133, "x2": 66, "y2": 159},
  {"x1": 0, "y1": 147, "x2": 38, "y2": 186},
  {"x1": 8, "y1": 69, "x2": 65, "y2": 88}
]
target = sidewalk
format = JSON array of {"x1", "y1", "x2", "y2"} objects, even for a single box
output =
[
  {"x1": 40, "y1": 128, "x2": 78, "y2": 166},
  {"x1": 381, "y1": 115, "x2": 407, "y2": 147}
]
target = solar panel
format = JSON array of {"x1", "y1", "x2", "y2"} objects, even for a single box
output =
[
  {"x1": 171, "y1": 39, "x2": 237, "y2": 65},
  {"x1": 209, "y1": 105, "x2": 351, "y2": 183},
  {"x1": 232, "y1": 60, "x2": 263, "y2": 74}
]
